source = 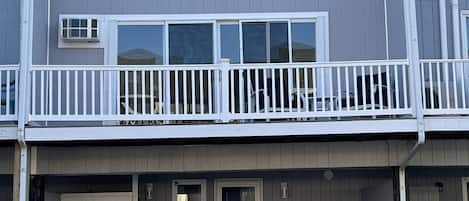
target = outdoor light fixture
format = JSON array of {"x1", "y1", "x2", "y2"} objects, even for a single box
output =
[
  {"x1": 145, "y1": 183, "x2": 153, "y2": 200},
  {"x1": 434, "y1": 182, "x2": 444, "y2": 192},
  {"x1": 323, "y1": 170, "x2": 334, "y2": 181},
  {"x1": 280, "y1": 182, "x2": 288, "y2": 199}
]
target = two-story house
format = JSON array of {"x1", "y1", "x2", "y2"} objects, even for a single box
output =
[{"x1": 2, "y1": 0, "x2": 469, "y2": 201}]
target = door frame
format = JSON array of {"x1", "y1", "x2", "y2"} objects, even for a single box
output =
[
  {"x1": 462, "y1": 177, "x2": 469, "y2": 201},
  {"x1": 214, "y1": 178, "x2": 263, "y2": 201}
]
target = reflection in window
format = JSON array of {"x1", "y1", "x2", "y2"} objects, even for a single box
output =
[
  {"x1": 243, "y1": 22, "x2": 267, "y2": 63},
  {"x1": 169, "y1": 24, "x2": 213, "y2": 64},
  {"x1": 117, "y1": 25, "x2": 164, "y2": 115},
  {"x1": 242, "y1": 22, "x2": 288, "y2": 63},
  {"x1": 292, "y1": 22, "x2": 316, "y2": 62},
  {"x1": 118, "y1": 25, "x2": 163, "y2": 65},
  {"x1": 220, "y1": 24, "x2": 240, "y2": 64},
  {"x1": 269, "y1": 22, "x2": 289, "y2": 63},
  {"x1": 222, "y1": 187, "x2": 255, "y2": 201}
]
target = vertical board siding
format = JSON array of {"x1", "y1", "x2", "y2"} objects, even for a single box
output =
[
  {"x1": 0, "y1": 146, "x2": 14, "y2": 174},
  {"x1": 408, "y1": 167, "x2": 469, "y2": 201},
  {"x1": 135, "y1": 170, "x2": 394, "y2": 201},
  {"x1": 40, "y1": 0, "x2": 395, "y2": 65},
  {"x1": 0, "y1": 0, "x2": 20, "y2": 64}
]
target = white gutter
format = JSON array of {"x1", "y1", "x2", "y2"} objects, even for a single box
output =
[
  {"x1": 452, "y1": 0, "x2": 461, "y2": 60},
  {"x1": 18, "y1": 0, "x2": 34, "y2": 200},
  {"x1": 401, "y1": 0, "x2": 426, "y2": 167},
  {"x1": 384, "y1": 0, "x2": 390, "y2": 59},
  {"x1": 440, "y1": 0, "x2": 449, "y2": 59}
]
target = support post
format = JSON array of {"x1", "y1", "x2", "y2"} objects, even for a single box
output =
[
  {"x1": 132, "y1": 175, "x2": 139, "y2": 201},
  {"x1": 399, "y1": 167, "x2": 407, "y2": 201},
  {"x1": 219, "y1": 58, "x2": 231, "y2": 123}
]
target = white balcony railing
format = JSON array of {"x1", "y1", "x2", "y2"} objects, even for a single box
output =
[
  {"x1": 0, "y1": 65, "x2": 19, "y2": 121},
  {"x1": 420, "y1": 59, "x2": 469, "y2": 115},
  {"x1": 29, "y1": 60, "x2": 414, "y2": 123}
]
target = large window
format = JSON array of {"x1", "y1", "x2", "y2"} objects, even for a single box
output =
[
  {"x1": 215, "y1": 179, "x2": 262, "y2": 201},
  {"x1": 118, "y1": 25, "x2": 163, "y2": 65},
  {"x1": 169, "y1": 24, "x2": 214, "y2": 64},
  {"x1": 219, "y1": 21, "x2": 316, "y2": 64}
]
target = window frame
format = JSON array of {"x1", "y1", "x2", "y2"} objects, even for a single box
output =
[
  {"x1": 103, "y1": 12, "x2": 329, "y2": 66},
  {"x1": 214, "y1": 178, "x2": 263, "y2": 201},
  {"x1": 172, "y1": 179, "x2": 207, "y2": 201}
]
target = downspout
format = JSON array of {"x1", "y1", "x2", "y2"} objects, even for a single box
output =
[
  {"x1": 440, "y1": 0, "x2": 449, "y2": 60},
  {"x1": 400, "y1": 0, "x2": 426, "y2": 198},
  {"x1": 452, "y1": 0, "x2": 461, "y2": 60},
  {"x1": 18, "y1": 0, "x2": 34, "y2": 200}
]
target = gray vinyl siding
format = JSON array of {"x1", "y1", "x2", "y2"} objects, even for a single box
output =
[
  {"x1": 0, "y1": 0, "x2": 20, "y2": 64},
  {"x1": 36, "y1": 0, "x2": 399, "y2": 64},
  {"x1": 33, "y1": 139, "x2": 469, "y2": 175}
]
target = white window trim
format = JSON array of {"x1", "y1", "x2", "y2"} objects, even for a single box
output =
[
  {"x1": 462, "y1": 177, "x2": 469, "y2": 201},
  {"x1": 214, "y1": 178, "x2": 263, "y2": 201},
  {"x1": 172, "y1": 179, "x2": 207, "y2": 201},
  {"x1": 461, "y1": 11, "x2": 469, "y2": 59}
]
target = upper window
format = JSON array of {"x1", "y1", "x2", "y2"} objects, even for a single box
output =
[
  {"x1": 117, "y1": 25, "x2": 164, "y2": 65},
  {"x1": 169, "y1": 24, "x2": 214, "y2": 64},
  {"x1": 219, "y1": 21, "x2": 316, "y2": 64}
]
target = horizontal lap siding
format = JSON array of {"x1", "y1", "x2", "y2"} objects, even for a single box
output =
[
  {"x1": 0, "y1": 0, "x2": 20, "y2": 64},
  {"x1": 37, "y1": 0, "x2": 398, "y2": 65}
]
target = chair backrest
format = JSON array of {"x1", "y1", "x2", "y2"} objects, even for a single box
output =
[
  {"x1": 246, "y1": 69, "x2": 292, "y2": 108},
  {"x1": 356, "y1": 72, "x2": 391, "y2": 107}
]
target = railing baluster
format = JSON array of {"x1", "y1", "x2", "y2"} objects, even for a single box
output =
[
  {"x1": 452, "y1": 61, "x2": 459, "y2": 108},
  {"x1": 115, "y1": 70, "x2": 120, "y2": 115},
  {"x1": 142, "y1": 70, "x2": 146, "y2": 115},
  {"x1": 288, "y1": 68, "x2": 293, "y2": 112},
  {"x1": 158, "y1": 71, "x2": 163, "y2": 115},
  {"x1": 444, "y1": 61, "x2": 450, "y2": 109},
  {"x1": 395, "y1": 65, "x2": 401, "y2": 109},
  {"x1": 296, "y1": 67, "x2": 301, "y2": 112},
  {"x1": 191, "y1": 70, "x2": 196, "y2": 114},
  {"x1": 230, "y1": 69, "x2": 235, "y2": 113},
  {"x1": 247, "y1": 69, "x2": 252, "y2": 113},
  {"x1": 133, "y1": 70, "x2": 138, "y2": 114},
  {"x1": 74, "y1": 70, "x2": 78, "y2": 115},
  {"x1": 345, "y1": 66, "x2": 350, "y2": 111},
  {"x1": 150, "y1": 70, "x2": 154, "y2": 115},
  {"x1": 200, "y1": 70, "x2": 205, "y2": 114},
  {"x1": 66, "y1": 71, "x2": 70, "y2": 115},
  {"x1": 369, "y1": 65, "x2": 375, "y2": 111},
  {"x1": 386, "y1": 65, "x2": 391, "y2": 110},
  {"x1": 175, "y1": 70, "x2": 179, "y2": 115},
  {"x1": 337, "y1": 67, "x2": 342, "y2": 111},
  {"x1": 403, "y1": 64, "x2": 408, "y2": 109},
  {"x1": 304, "y1": 67, "x2": 309, "y2": 112},
  {"x1": 328, "y1": 67, "x2": 333, "y2": 111},
  {"x1": 321, "y1": 67, "x2": 326, "y2": 111},
  {"x1": 265, "y1": 69, "x2": 270, "y2": 113},
  {"x1": 125, "y1": 71, "x2": 129, "y2": 115},
  {"x1": 280, "y1": 68, "x2": 285, "y2": 112},
  {"x1": 83, "y1": 71, "x2": 87, "y2": 115},
  {"x1": 57, "y1": 71, "x2": 62, "y2": 115},
  {"x1": 272, "y1": 68, "x2": 277, "y2": 113},
  {"x1": 312, "y1": 67, "x2": 317, "y2": 112},
  {"x1": 32, "y1": 71, "x2": 36, "y2": 115},
  {"x1": 208, "y1": 69, "x2": 212, "y2": 114},
  {"x1": 91, "y1": 70, "x2": 95, "y2": 115},
  {"x1": 99, "y1": 70, "x2": 103, "y2": 115},
  {"x1": 361, "y1": 66, "x2": 366, "y2": 111},
  {"x1": 377, "y1": 65, "x2": 383, "y2": 110},
  {"x1": 461, "y1": 61, "x2": 467, "y2": 109},
  {"x1": 255, "y1": 68, "x2": 260, "y2": 113},
  {"x1": 49, "y1": 70, "x2": 53, "y2": 115},
  {"x1": 41, "y1": 71, "x2": 45, "y2": 116},
  {"x1": 6, "y1": 71, "x2": 10, "y2": 115},
  {"x1": 429, "y1": 62, "x2": 435, "y2": 109},
  {"x1": 183, "y1": 70, "x2": 187, "y2": 115},
  {"x1": 353, "y1": 66, "x2": 358, "y2": 111}
]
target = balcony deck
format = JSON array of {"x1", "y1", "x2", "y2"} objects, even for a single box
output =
[{"x1": 2, "y1": 59, "x2": 469, "y2": 141}]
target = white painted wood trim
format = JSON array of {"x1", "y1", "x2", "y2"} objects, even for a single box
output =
[
  {"x1": 24, "y1": 119, "x2": 418, "y2": 141},
  {"x1": 172, "y1": 179, "x2": 207, "y2": 201},
  {"x1": 462, "y1": 177, "x2": 469, "y2": 201},
  {"x1": 0, "y1": 127, "x2": 18, "y2": 140}
]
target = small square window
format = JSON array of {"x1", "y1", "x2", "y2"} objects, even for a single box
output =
[
  {"x1": 80, "y1": 30, "x2": 87, "y2": 37},
  {"x1": 71, "y1": 29, "x2": 79, "y2": 37},
  {"x1": 80, "y1": 19, "x2": 87, "y2": 27},
  {"x1": 91, "y1": 19, "x2": 98, "y2": 28},
  {"x1": 62, "y1": 29, "x2": 68, "y2": 38},
  {"x1": 91, "y1": 30, "x2": 98, "y2": 38},
  {"x1": 71, "y1": 19, "x2": 80, "y2": 27}
]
